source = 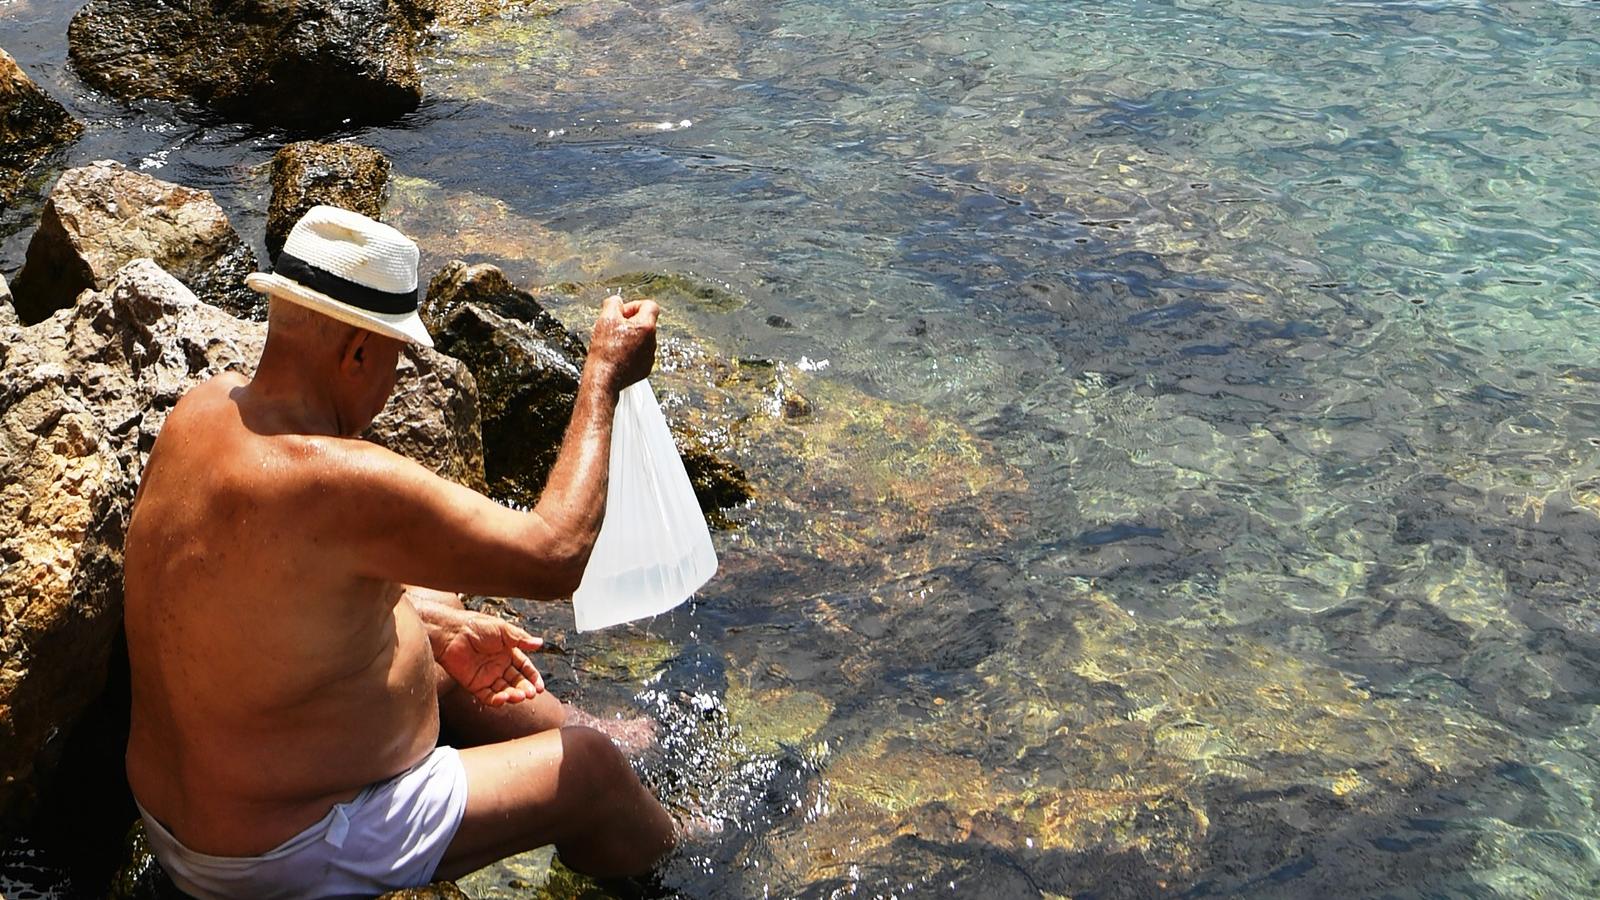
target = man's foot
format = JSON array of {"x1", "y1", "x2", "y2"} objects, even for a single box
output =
[{"x1": 566, "y1": 708, "x2": 658, "y2": 759}]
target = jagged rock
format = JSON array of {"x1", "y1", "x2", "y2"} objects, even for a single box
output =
[
  {"x1": 0, "y1": 46, "x2": 83, "y2": 205},
  {"x1": 268, "y1": 142, "x2": 391, "y2": 260},
  {"x1": 0, "y1": 258, "x2": 485, "y2": 819},
  {"x1": 68, "y1": 0, "x2": 427, "y2": 131},
  {"x1": 431, "y1": 297, "x2": 582, "y2": 509},
  {"x1": 424, "y1": 261, "x2": 753, "y2": 513},
  {"x1": 368, "y1": 344, "x2": 488, "y2": 494},
  {"x1": 10, "y1": 161, "x2": 260, "y2": 324},
  {"x1": 424, "y1": 259, "x2": 587, "y2": 358}
]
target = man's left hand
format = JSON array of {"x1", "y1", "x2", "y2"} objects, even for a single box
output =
[{"x1": 438, "y1": 613, "x2": 546, "y2": 707}]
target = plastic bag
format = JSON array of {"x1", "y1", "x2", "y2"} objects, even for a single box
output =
[{"x1": 571, "y1": 379, "x2": 719, "y2": 631}]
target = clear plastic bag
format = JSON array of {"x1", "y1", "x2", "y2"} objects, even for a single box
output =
[{"x1": 571, "y1": 380, "x2": 719, "y2": 631}]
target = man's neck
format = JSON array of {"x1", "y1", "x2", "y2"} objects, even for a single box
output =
[{"x1": 242, "y1": 342, "x2": 347, "y2": 437}]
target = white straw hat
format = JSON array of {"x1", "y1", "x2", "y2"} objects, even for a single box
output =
[{"x1": 245, "y1": 205, "x2": 433, "y2": 347}]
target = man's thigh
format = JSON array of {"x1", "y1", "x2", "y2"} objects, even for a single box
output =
[{"x1": 434, "y1": 725, "x2": 629, "y2": 878}]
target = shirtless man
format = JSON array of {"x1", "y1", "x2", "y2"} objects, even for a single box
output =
[{"x1": 122, "y1": 206, "x2": 676, "y2": 897}]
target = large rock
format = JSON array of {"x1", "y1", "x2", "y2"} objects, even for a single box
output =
[
  {"x1": 423, "y1": 260, "x2": 753, "y2": 512},
  {"x1": 68, "y1": 0, "x2": 426, "y2": 131},
  {"x1": 267, "y1": 141, "x2": 391, "y2": 260},
  {"x1": 0, "y1": 47, "x2": 83, "y2": 205},
  {"x1": 428, "y1": 284, "x2": 584, "y2": 509},
  {"x1": 0, "y1": 258, "x2": 485, "y2": 819},
  {"x1": 10, "y1": 161, "x2": 260, "y2": 324}
]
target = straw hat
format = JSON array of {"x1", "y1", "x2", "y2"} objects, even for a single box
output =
[{"x1": 245, "y1": 205, "x2": 433, "y2": 347}]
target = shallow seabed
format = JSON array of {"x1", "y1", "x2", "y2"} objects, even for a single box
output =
[{"x1": 5, "y1": 0, "x2": 1600, "y2": 897}]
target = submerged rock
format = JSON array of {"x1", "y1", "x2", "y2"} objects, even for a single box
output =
[
  {"x1": 68, "y1": 0, "x2": 426, "y2": 130},
  {"x1": 0, "y1": 46, "x2": 83, "y2": 205},
  {"x1": 267, "y1": 142, "x2": 392, "y2": 260},
  {"x1": 10, "y1": 161, "x2": 260, "y2": 324},
  {"x1": 0, "y1": 258, "x2": 484, "y2": 820}
]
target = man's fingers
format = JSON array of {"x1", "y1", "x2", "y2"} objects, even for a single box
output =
[
  {"x1": 622, "y1": 299, "x2": 660, "y2": 328},
  {"x1": 601, "y1": 293, "x2": 623, "y2": 318}
]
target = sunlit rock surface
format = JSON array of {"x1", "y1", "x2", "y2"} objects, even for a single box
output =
[
  {"x1": 68, "y1": 0, "x2": 427, "y2": 130},
  {"x1": 0, "y1": 46, "x2": 81, "y2": 206},
  {"x1": 0, "y1": 259, "x2": 483, "y2": 821},
  {"x1": 266, "y1": 142, "x2": 392, "y2": 259},
  {"x1": 11, "y1": 161, "x2": 259, "y2": 324}
]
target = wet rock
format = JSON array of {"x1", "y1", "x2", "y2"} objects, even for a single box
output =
[
  {"x1": 0, "y1": 259, "x2": 485, "y2": 819},
  {"x1": 68, "y1": 0, "x2": 426, "y2": 131},
  {"x1": 425, "y1": 261, "x2": 754, "y2": 514},
  {"x1": 267, "y1": 142, "x2": 391, "y2": 260},
  {"x1": 10, "y1": 161, "x2": 260, "y2": 324},
  {"x1": 424, "y1": 260, "x2": 586, "y2": 359},
  {"x1": 0, "y1": 46, "x2": 83, "y2": 205},
  {"x1": 429, "y1": 295, "x2": 582, "y2": 509}
]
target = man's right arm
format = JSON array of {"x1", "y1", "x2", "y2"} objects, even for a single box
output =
[{"x1": 315, "y1": 295, "x2": 658, "y2": 600}]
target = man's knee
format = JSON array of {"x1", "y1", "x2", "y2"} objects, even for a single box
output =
[{"x1": 557, "y1": 726, "x2": 647, "y2": 804}]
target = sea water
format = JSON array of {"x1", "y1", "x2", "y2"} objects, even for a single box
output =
[{"x1": 4, "y1": 0, "x2": 1600, "y2": 896}]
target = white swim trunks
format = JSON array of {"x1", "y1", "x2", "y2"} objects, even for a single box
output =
[{"x1": 134, "y1": 745, "x2": 470, "y2": 900}]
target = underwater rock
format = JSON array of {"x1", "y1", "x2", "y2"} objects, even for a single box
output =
[
  {"x1": 0, "y1": 46, "x2": 82, "y2": 205},
  {"x1": 267, "y1": 142, "x2": 392, "y2": 260},
  {"x1": 68, "y1": 0, "x2": 426, "y2": 130},
  {"x1": 11, "y1": 161, "x2": 260, "y2": 324},
  {"x1": 553, "y1": 271, "x2": 746, "y2": 313},
  {"x1": 0, "y1": 259, "x2": 484, "y2": 820}
]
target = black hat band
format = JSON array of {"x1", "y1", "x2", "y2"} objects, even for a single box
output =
[{"x1": 273, "y1": 252, "x2": 419, "y2": 315}]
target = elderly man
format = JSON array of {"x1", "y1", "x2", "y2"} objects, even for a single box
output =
[{"x1": 122, "y1": 206, "x2": 676, "y2": 898}]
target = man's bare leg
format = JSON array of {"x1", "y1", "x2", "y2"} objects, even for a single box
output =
[{"x1": 434, "y1": 726, "x2": 676, "y2": 879}]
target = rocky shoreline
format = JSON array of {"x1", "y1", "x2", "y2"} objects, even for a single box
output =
[
  {"x1": 0, "y1": 4, "x2": 745, "y2": 893},
  {"x1": 0, "y1": 4, "x2": 1029, "y2": 896}
]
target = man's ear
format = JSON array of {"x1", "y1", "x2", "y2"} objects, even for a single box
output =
[{"x1": 338, "y1": 329, "x2": 372, "y2": 377}]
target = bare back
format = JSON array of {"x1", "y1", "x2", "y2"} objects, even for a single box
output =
[{"x1": 124, "y1": 372, "x2": 439, "y2": 856}]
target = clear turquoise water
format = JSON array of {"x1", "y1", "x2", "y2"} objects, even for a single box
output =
[{"x1": 5, "y1": 0, "x2": 1600, "y2": 897}]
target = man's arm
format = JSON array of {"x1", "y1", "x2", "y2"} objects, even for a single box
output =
[{"x1": 312, "y1": 294, "x2": 658, "y2": 600}]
